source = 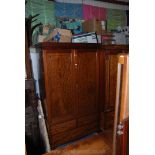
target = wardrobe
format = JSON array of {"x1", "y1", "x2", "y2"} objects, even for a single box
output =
[{"x1": 36, "y1": 43, "x2": 129, "y2": 148}]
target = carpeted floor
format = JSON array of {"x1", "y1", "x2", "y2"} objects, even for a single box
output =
[{"x1": 43, "y1": 130, "x2": 113, "y2": 155}]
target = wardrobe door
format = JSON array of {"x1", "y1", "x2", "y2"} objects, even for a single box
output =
[
  {"x1": 113, "y1": 54, "x2": 129, "y2": 155},
  {"x1": 42, "y1": 50, "x2": 76, "y2": 125},
  {"x1": 76, "y1": 50, "x2": 99, "y2": 118},
  {"x1": 109, "y1": 55, "x2": 118, "y2": 108},
  {"x1": 104, "y1": 54, "x2": 118, "y2": 129}
]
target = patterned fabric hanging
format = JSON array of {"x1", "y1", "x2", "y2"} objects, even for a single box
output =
[
  {"x1": 25, "y1": 0, "x2": 56, "y2": 26},
  {"x1": 55, "y1": 2, "x2": 83, "y2": 19},
  {"x1": 83, "y1": 4, "x2": 107, "y2": 20},
  {"x1": 107, "y1": 9, "x2": 127, "y2": 31}
]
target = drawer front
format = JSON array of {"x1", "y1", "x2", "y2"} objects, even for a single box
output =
[
  {"x1": 77, "y1": 114, "x2": 99, "y2": 127},
  {"x1": 51, "y1": 122, "x2": 99, "y2": 148},
  {"x1": 50, "y1": 119, "x2": 76, "y2": 135}
]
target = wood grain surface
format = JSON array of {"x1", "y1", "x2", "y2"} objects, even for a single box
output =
[
  {"x1": 77, "y1": 50, "x2": 99, "y2": 117},
  {"x1": 43, "y1": 131, "x2": 113, "y2": 155},
  {"x1": 39, "y1": 44, "x2": 129, "y2": 147},
  {"x1": 43, "y1": 50, "x2": 76, "y2": 125}
]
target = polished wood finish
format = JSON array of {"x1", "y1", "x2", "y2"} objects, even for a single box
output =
[
  {"x1": 119, "y1": 55, "x2": 129, "y2": 122},
  {"x1": 51, "y1": 123, "x2": 99, "y2": 147},
  {"x1": 100, "y1": 46, "x2": 129, "y2": 130},
  {"x1": 36, "y1": 42, "x2": 100, "y2": 50},
  {"x1": 37, "y1": 43, "x2": 129, "y2": 148},
  {"x1": 43, "y1": 50, "x2": 76, "y2": 125},
  {"x1": 103, "y1": 55, "x2": 118, "y2": 129},
  {"x1": 113, "y1": 54, "x2": 129, "y2": 155},
  {"x1": 50, "y1": 120, "x2": 76, "y2": 135},
  {"x1": 104, "y1": 112, "x2": 115, "y2": 129},
  {"x1": 116, "y1": 118, "x2": 129, "y2": 155},
  {"x1": 77, "y1": 50, "x2": 99, "y2": 117},
  {"x1": 38, "y1": 43, "x2": 103, "y2": 148},
  {"x1": 102, "y1": 45, "x2": 129, "y2": 51},
  {"x1": 116, "y1": 55, "x2": 129, "y2": 155},
  {"x1": 122, "y1": 118, "x2": 129, "y2": 155},
  {"x1": 109, "y1": 55, "x2": 118, "y2": 108},
  {"x1": 77, "y1": 114, "x2": 99, "y2": 127}
]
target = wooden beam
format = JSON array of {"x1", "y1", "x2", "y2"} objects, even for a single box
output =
[
  {"x1": 49, "y1": 0, "x2": 129, "y2": 5},
  {"x1": 91, "y1": 0, "x2": 129, "y2": 6}
]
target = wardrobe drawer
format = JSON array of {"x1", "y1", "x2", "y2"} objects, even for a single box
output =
[
  {"x1": 77, "y1": 114, "x2": 99, "y2": 127},
  {"x1": 51, "y1": 122, "x2": 99, "y2": 148},
  {"x1": 50, "y1": 119, "x2": 76, "y2": 135}
]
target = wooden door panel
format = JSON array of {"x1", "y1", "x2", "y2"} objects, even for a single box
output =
[
  {"x1": 119, "y1": 55, "x2": 129, "y2": 122},
  {"x1": 113, "y1": 54, "x2": 129, "y2": 155},
  {"x1": 104, "y1": 54, "x2": 118, "y2": 129},
  {"x1": 109, "y1": 55, "x2": 118, "y2": 108},
  {"x1": 104, "y1": 54, "x2": 118, "y2": 109},
  {"x1": 43, "y1": 50, "x2": 76, "y2": 124},
  {"x1": 77, "y1": 51, "x2": 99, "y2": 117},
  {"x1": 104, "y1": 55, "x2": 110, "y2": 110}
]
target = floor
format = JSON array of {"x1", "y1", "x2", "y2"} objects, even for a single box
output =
[{"x1": 43, "y1": 130, "x2": 113, "y2": 155}]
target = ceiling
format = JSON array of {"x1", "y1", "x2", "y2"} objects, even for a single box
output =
[
  {"x1": 48, "y1": 0, "x2": 129, "y2": 5},
  {"x1": 95, "y1": 0, "x2": 129, "y2": 5},
  {"x1": 116, "y1": 0, "x2": 128, "y2": 2}
]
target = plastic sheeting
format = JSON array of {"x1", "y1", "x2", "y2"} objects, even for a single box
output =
[
  {"x1": 25, "y1": 0, "x2": 56, "y2": 26},
  {"x1": 55, "y1": 2, "x2": 83, "y2": 19},
  {"x1": 56, "y1": 18, "x2": 83, "y2": 35},
  {"x1": 107, "y1": 9, "x2": 126, "y2": 31},
  {"x1": 83, "y1": 4, "x2": 107, "y2": 20},
  {"x1": 65, "y1": 21, "x2": 82, "y2": 34}
]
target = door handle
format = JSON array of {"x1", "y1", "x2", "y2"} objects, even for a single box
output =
[
  {"x1": 75, "y1": 63, "x2": 78, "y2": 69},
  {"x1": 117, "y1": 123, "x2": 124, "y2": 136},
  {"x1": 117, "y1": 130, "x2": 124, "y2": 136},
  {"x1": 118, "y1": 124, "x2": 124, "y2": 130}
]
